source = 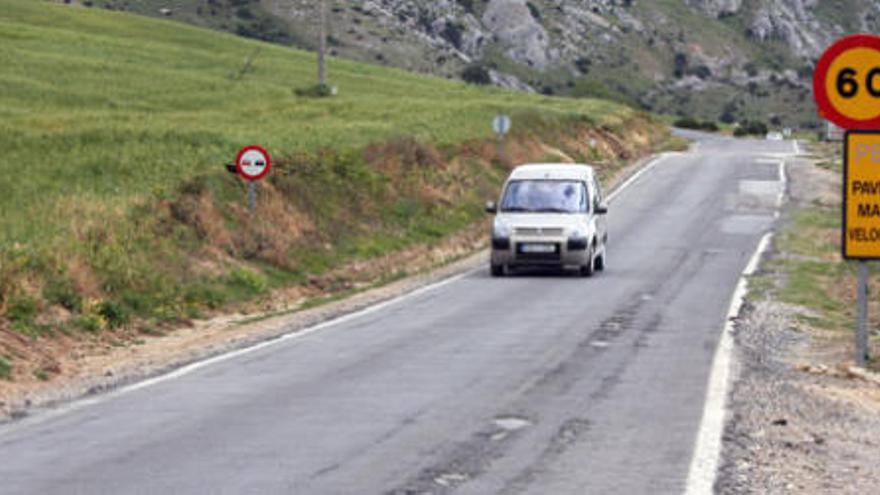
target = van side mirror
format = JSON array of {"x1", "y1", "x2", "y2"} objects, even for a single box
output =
[
  {"x1": 595, "y1": 203, "x2": 609, "y2": 215},
  {"x1": 485, "y1": 201, "x2": 498, "y2": 214}
]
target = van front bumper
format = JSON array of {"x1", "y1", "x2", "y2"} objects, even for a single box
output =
[{"x1": 490, "y1": 236, "x2": 591, "y2": 267}]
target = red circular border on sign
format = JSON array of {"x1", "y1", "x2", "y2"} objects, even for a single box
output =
[
  {"x1": 813, "y1": 34, "x2": 880, "y2": 130},
  {"x1": 235, "y1": 145, "x2": 272, "y2": 181}
]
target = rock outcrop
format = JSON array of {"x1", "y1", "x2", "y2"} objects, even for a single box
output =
[{"x1": 177, "y1": 0, "x2": 880, "y2": 125}]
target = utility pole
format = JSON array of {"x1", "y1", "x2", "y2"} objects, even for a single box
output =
[{"x1": 318, "y1": 0, "x2": 327, "y2": 86}]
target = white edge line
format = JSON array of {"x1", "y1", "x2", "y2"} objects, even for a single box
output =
[
  {"x1": 606, "y1": 153, "x2": 673, "y2": 203},
  {"x1": 684, "y1": 232, "x2": 774, "y2": 495},
  {"x1": 4, "y1": 152, "x2": 674, "y2": 431},
  {"x1": 2, "y1": 268, "x2": 478, "y2": 431},
  {"x1": 685, "y1": 152, "x2": 789, "y2": 493},
  {"x1": 775, "y1": 160, "x2": 787, "y2": 218}
]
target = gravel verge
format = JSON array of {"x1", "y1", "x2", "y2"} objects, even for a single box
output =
[{"x1": 717, "y1": 151, "x2": 880, "y2": 493}]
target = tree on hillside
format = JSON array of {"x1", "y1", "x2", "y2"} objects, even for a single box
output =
[
  {"x1": 318, "y1": 0, "x2": 327, "y2": 86},
  {"x1": 462, "y1": 64, "x2": 491, "y2": 85}
]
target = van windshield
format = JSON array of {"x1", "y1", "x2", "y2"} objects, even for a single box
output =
[{"x1": 500, "y1": 180, "x2": 588, "y2": 213}]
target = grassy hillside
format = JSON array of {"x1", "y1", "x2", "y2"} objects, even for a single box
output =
[{"x1": 0, "y1": 1, "x2": 665, "y2": 357}]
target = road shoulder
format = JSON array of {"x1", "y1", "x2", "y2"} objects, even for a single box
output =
[{"x1": 718, "y1": 145, "x2": 880, "y2": 493}]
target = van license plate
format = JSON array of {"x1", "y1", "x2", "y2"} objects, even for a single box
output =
[{"x1": 520, "y1": 243, "x2": 556, "y2": 254}]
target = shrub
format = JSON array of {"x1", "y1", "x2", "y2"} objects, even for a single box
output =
[
  {"x1": 441, "y1": 22, "x2": 465, "y2": 50},
  {"x1": 674, "y1": 117, "x2": 719, "y2": 132},
  {"x1": 456, "y1": 0, "x2": 476, "y2": 13},
  {"x1": 227, "y1": 268, "x2": 268, "y2": 295},
  {"x1": 43, "y1": 278, "x2": 82, "y2": 312},
  {"x1": 734, "y1": 120, "x2": 769, "y2": 137},
  {"x1": 75, "y1": 314, "x2": 104, "y2": 333},
  {"x1": 673, "y1": 52, "x2": 688, "y2": 78},
  {"x1": 97, "y1": 300, "x2": 129, "y2": 329},
  {"x1": 6, "y1": 295, "x2": 37, "y2": 323},
  {"x1": 461, "y1": 64, "x2": 491, "y2": 85},
  {"x1": 0, "y1": 356, "x2": 11, "y2": 380},
  {"x1": 574, "y1": 57, "x2": 591, "y2": 74},
  {"x1": 526, "y1": 2, "x2": 541, "y2": 20}
]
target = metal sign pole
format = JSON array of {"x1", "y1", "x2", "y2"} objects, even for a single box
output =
[
  {"x1": 857, "y1": 261, "x2": 869, "y2": 366},
  {"x1": 248, "y1": 181, "x2": 257, "y2": 213},
  {"x1": 497, "y1": 132, "x2": 504, "y2": 160}
]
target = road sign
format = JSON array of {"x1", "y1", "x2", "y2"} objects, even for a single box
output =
[
  {"x1": 493, "y1": 114, "x2": 511, "y2": 135},
  {"x1": 235, "y1": 145, "x2": 272, "y2": 181},
  {"x1": 844, "y1": 131, "x2": 880, "y2": 259},
  {"x1": 826, "y1": 121, "x2": 845, "y2": 141},
  {"x1": 813, "y1": 34, "x2": 880, "y2": 130}
]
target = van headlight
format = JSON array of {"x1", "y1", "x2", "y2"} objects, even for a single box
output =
[
  {"x1": 493, "y1": 218, "x2": 512, "y2": 239},
  {"x1": 569, "y1": 225, "x2": 588, "y2": 239}
]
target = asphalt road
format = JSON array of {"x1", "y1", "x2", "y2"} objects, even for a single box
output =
[{"x1": 0, "y1": 134, "x2": 797, "y2": 495}]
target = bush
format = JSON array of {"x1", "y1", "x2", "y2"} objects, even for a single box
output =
[
  {"x1": 97, "y1": 300, "x2": 129, "y2": 329},
  {"x1": 456, "y1": 0, "x2": 476, "y2": 13},
  {"x1": 674, "y1": 117, "x2": 719, "y2": 132},
  {"x1": 227, "y1": 268, "x2": 268, "y2": 295},
  {"x1": 43, "y1": 278, "x2": 82, "y2": 312},
  {"x1": 461, "y1": 64, "x2": 491, "y2": 85},
  {"x1": 75, "y1": 314, "x2": 104, "y2": 333},
  {"x1": 441, "y1": 22, "x2": 465, "y2": 50},
  {"x1": 526, "y1": 2, "x2": 541, "y2": 20},
  {"x1": 673, "y1": 52, "x2": 688, "y2": 78},
  {"x1": 734, "y1": 120, "x2": 769, "y2": 137},
  {"x1": 6, "y1": 295, "x2": 37, "y2": 323},
  {"x1": 574, "y1": 57, "x2": 591, "y2": 74},
  {"x1": 0, "y1": 356, "x2": 11, "y2": 380}
]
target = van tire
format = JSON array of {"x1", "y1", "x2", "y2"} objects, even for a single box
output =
[
  {"x1": 580, "y1": 249, "x2": 595, "y2": 277},
  {"x1": 595, "y1": 251, "x2": 606, "y2": 271},
  {"x1": 491, "y1": 264, "x2": 505, "y2": 277}
]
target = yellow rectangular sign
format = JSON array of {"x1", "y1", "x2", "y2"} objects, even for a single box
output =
[{"x1": 845, "y1": 131, "x2": 880, "y2": 259}]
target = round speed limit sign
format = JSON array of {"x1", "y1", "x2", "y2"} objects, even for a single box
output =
[
  {"x1": 813, "y1": 34, "x2": 880, "y2": 129},
  {"x1": 235, "y1": 145, "x2": 272, "y2": 181}
]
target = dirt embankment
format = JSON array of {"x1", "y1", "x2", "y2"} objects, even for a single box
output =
[
  {"x1": 0, "y1": 116, "x2": 675, "y2": 419},
  {"x1": 718, "y1": 145, "x2": 880, "y2": 493}
]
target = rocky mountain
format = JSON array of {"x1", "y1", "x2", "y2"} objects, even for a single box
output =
[{"x1": 89, "y1": 0, "x2": 880, "y2": 128}]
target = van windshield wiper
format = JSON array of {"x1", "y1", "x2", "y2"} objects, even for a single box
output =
[{"x1": 533, "y1": 207, "x2": 573, "y2": 213}]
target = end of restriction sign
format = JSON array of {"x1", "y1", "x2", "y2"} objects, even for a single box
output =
[{"x1": 844, "y1": 131, "x2": 880, "y2": 259}]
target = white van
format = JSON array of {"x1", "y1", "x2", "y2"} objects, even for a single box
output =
[{"x1": 485, "y1": 164, "x2": 608, "y2": 277}]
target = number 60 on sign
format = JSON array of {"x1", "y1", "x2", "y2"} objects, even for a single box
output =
[{"x1": 814, "y1": 34, "x2": 880, "y2": 130}]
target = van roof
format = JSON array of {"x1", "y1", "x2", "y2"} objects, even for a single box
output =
[{"x1": 508, "y1": 163, "x2": 596, "y2": 181}]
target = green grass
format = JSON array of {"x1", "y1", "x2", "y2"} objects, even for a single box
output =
[
  {"x1": 769, "y1": 205, "x2": 851, "y2": 330},
  {"x1": 0, "y1": 0, "x2": 629, "y2": 247},
  {"x1": 0, "y1": 355, "x2": 11, "y2": 380},
  {"x1": 755, "y1": 163, "x2": 879, "y2": 341},
  {"x1": 0, "y1": 0, "x2": 654, "y2": 335}
]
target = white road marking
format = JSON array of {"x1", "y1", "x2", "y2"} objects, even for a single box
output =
[
  {"x1": 2, "y1": 268, "x2": 480, "y2": 433},
  {"x1": 792, "y1": 140, "x2": 800, "y2": 155},
  {"x1": 684, "y1": 232, "x2": 773, "y2": 495},
  {"x1": 606, "y1": 153, "x2": 675, "y2": 203},
  {"x1": 2, "y1": 151, "x2": 675, "y2": 432},
  {"x1": 777, "y1": 161, "x2": 786, "y2": 209},
  {"x1": 685, "y1": 152, "x2": 789, "y2": 494}
]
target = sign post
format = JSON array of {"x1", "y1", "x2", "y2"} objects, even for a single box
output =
[
  {"x1": 843, "y1": 131, "x2": 880, "y2": 365},
  {"x1": 493, "y1": 114, "x2": 511, "y2": 160},
  {"x1": 859, "y1": 262, "x2": 870, "y2": 365},
  {"x1": 814, "y1": 33, "x2": 880, "y2": 365},
  {"x1": 234, "y1": 145, "x2": 272, "y2": 213}
]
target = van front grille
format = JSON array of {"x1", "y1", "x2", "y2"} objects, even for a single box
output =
[{"x1": 514, "y1": 227, "x2": 565, "y2": 237}]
